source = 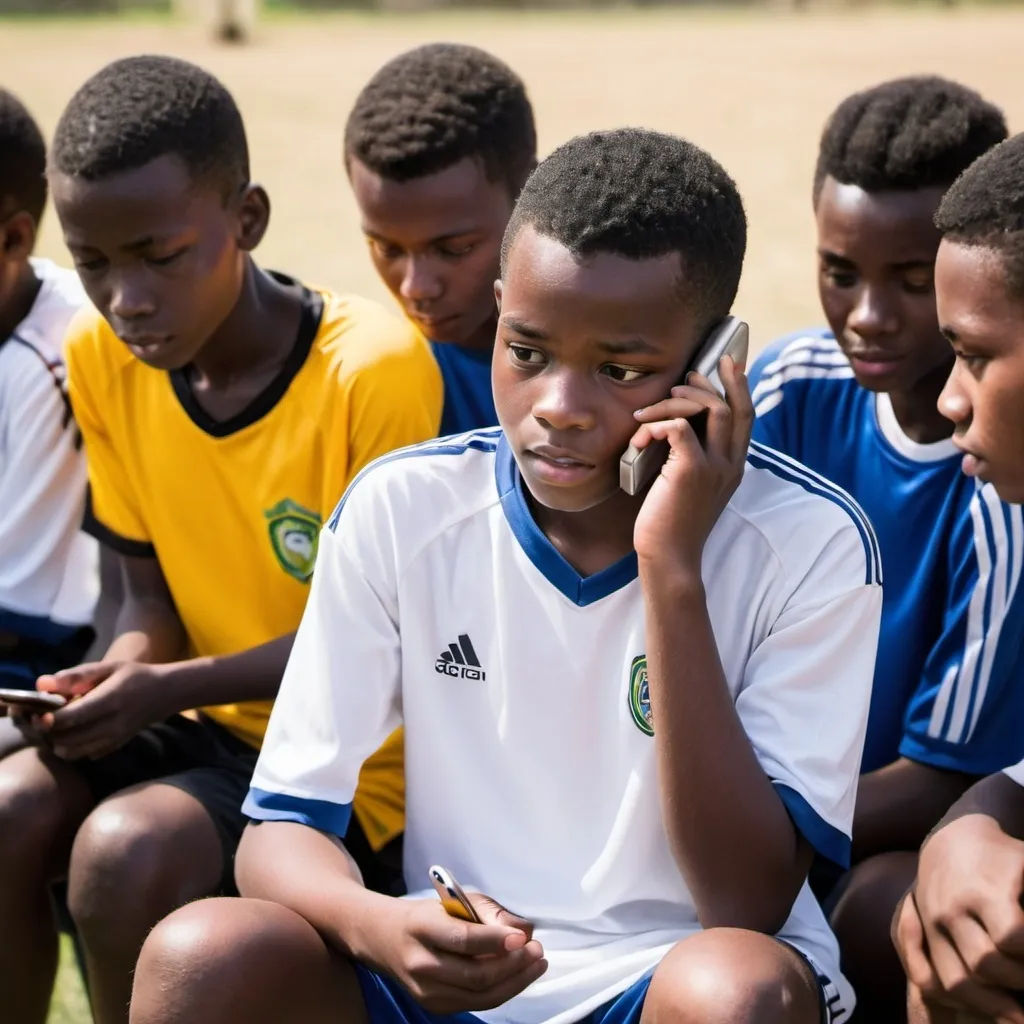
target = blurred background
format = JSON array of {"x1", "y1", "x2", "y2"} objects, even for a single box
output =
[{"x1": 2, "y1": 3, "x2": 1020, "y2": 1014}]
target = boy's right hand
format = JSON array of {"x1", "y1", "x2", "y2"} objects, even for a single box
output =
[{"x1": 365, "y1": 892, "x2": 547, "y2": 1014}]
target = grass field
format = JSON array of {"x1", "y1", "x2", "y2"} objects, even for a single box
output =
[{"x1": 0, "y1": 5, "x2": 1019, "y2": 1021}]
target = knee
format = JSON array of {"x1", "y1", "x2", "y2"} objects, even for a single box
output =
[
  {"x1": 68, "y1": 801, "x2": 175, "y2": 935},
  {"x1": 0, "y1": 751, "x2": 67, "y2": 871},
  {"x1": 646, "y1": 929, "x2": 820, "y2": 1024},
  {"x1": 131, "y1": 898, "x2": 329, "y2": 1024},
  {"x1": 830, "y1": 851, "x2": 917, "y2": 951}
]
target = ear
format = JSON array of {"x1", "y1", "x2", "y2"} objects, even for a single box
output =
[
  {"x1": 494, "y1": 278, "x2": 503, "y2": 312},
  {"x1": 235, "y1": 183, "x2": 270, "y2": 253},
  {"x1": 1, "y1": 210, "x2": 37, "y2": 263}
]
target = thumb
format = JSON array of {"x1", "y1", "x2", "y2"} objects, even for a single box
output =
[
  {"x1": 471, "y1": 894, "x2": 535, "y2": 941},
  {"x1": 38, "y1": 662, "x2": 115, "y2": 697}
]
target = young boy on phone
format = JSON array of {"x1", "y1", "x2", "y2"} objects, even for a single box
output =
[
  {"x1": 747, "y1": 77, "x2": 1023, "y2": 1019},
  {"x1": 345, "y1": 43, "x2": 536, "y2": 434},
  {"x1": 0, "y1": 56, "x2": 440, "y2": 1024},
  {"x1": 893, "y1": 132, "x2": 1024, "y2": 1024},
  {"x1": 131, "y1": 128, "x2": 881, "y2": 1024}
]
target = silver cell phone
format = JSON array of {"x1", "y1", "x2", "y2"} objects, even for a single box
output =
[
  {"x1": 0, "y1": 688, "x2": 67, "y2": 713},
  {"x1": 619, "y1": 316, "x2": 749, "y2": 496},
  {"x1": 429, "y1": 864, "x2": 482, "y2": 924}
]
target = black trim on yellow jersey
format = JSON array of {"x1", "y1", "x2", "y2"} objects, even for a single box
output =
[
  {"x1": 169, "y1": 274, "x2": 325, "y2": 439},
  {"x1": 82, "y1": 486, "x2": 157, "y2": 558}
]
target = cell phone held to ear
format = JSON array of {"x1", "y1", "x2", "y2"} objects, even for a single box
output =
[
  {"x1": 619, "y1": 316, "x2": 749, "y2": 496},
  {"x1": 0, "y1": 688, "x2": 67, "y2": 714}
]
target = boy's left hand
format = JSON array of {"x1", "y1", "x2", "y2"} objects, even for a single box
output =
[
  {"x1": 34, "y1": 661, "x2": 172, "y2": 761},
  {"x1": 631, "y1": 355, "x2": 752, "y2": 572}
]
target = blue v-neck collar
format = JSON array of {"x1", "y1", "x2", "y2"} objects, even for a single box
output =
[{"x1": 494, "y1": 435, "x2": 638, "y2": 607}]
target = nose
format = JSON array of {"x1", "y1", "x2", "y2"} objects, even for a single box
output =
[
  {"x1": 108, "y1": 270, "x2": 157, "y2": 322},
  {"x1": 847, "y1": 284, "x2": 899, "y2": 340},
  {"x1": 938, "y1": 360, "x2": 972, "y2": 428},
  {"x1": 532, "y1": 368, "x2": 597, "y2": 433},
  {"x1": 399, "y1": 256, "x2": 443, "y2": 304}
]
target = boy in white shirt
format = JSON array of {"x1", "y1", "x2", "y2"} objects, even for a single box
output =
[
  {"x1": 130, "y1": 128, "x2": 882, "y2": 1024},
  {"x1": 0, "y1": 88, "x2": 96, "y2": 701}
]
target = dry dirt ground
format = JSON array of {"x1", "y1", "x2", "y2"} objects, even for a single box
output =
[
  {"x1": 0, "y1": 6, "x2": 1019, "y2": 1020},
  {"x1": 5, "y1": 5, "x2": 1024, "y2": 354}
]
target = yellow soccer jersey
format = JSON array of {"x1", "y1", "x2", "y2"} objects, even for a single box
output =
[{"x1": 67, "y1": 275, "x2": 442, "y2": 847}]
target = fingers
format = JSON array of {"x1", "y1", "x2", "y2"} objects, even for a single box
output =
[
  {"x1": 947, "y1": 913, "x2": 1024, "y2": 992},
  {"x1": 425, "y1": 910, "x2": 534, "y2": 959},
  {"x1": 38, "y1": 662, "x2": 114, "y2": 698},
  {"x1": 719, "y1": 355, "x2": 754, "y2": 464},
  {"x1": 471, "y1": 893, "x2": 535, "y2": 942},
  {"x1": 412, "y1": 954, "x2": 548, "y2": 1014}
]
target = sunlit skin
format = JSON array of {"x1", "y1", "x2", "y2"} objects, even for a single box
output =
[
  {"x1": 936, "y1": 239, "x2": 1024, "y2": 503},
  {"x1": 49, "y1": 154, "x2": 302, "y2": 420},
  {"x1": 348, "y1": 156, "x2": 514, "y2": 352},
  {"x1": 492, "y1": 226, "x2": 707, "y2": 576},
  {"x1": 815, "y1": 176, "x2": 955, "y2": 443}
]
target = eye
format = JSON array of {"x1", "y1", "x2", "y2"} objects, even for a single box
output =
[
  {"x1": 74, "y1": 257, "x2": 108, "y2": 273},
  {"x1": 823, "y1": 267, "x2": 858, "y2": 289},
  {"x1": 509, "y1": 344, "x2": 546, "y2": 367},
  {"x1": 438, "y1": 242, "x2": 476, "y2": 259},
  {"x1": 954, "y1": 348, "x2": 989, "y2": 372},
  {"x1": 601, "y1": 365, "x2": 649, "y2": 383},
  {"x1": 369, "y1": 239, "x2": 403, "y2": 261},
  {"x1": 902, "y1": 270, "x2": 934, "y2": 295},
  {"x1": 148, "y1": 248, "x2": 187, "y2": 268}
]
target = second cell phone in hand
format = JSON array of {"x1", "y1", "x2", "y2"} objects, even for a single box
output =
[
  {"x1": 619, "y1": 315, "x2": 750, "y2": 496},
  {"x1": 429, "y1": 864, "x2": 482, "y2": 923}
]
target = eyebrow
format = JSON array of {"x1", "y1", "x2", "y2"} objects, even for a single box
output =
[
  {"x1": 500, "y1": 315, "x2": 661, "y2": 355},
  {"x1": 818, "y1": 249, "x2": 935, "y2": 271},
  {"x1": 364, "y1": 227, "x2": 480, "y2": 245}
]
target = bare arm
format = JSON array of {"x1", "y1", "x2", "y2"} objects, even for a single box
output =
[
  {"x1": 103, "y1": 553, "x2": 187, "y2": 664},
  {"x1": 642, "y1": 572, "x2": 811, "y2": 933},
  {"x1": 853, "y1": 758, "x2": 977, "y2": 862}
]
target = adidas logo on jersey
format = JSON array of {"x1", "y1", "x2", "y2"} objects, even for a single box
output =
[{"x1": 435, "y1": 634, "x2": 485, "y2": 681}]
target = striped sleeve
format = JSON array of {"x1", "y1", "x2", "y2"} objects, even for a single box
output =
[
  {"x1": 901, "y1": 484, "x2": 1024, "y2": 774},
  {"x1": 748, "y1": 331, "x2": 853, "y2": 457}
]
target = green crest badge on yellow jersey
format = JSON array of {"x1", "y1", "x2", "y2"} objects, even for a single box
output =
[
  {"x1": 628, "y1": 655, "x2": 653, "y2": 736},
  {"x1": 265, "y1": 499, "x2": 321, "y2": 582}
]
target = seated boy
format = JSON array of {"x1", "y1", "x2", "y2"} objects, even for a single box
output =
[
  {"x1": 131, "y1": 128, "x2": 881, "y2": 1024},
  {"x1": 345, "y1": 43, "x2": 536, "y2": 434},
  {"x1": 748, "y1": 77, "x2": 1022, "y2": 1019},
  {"x1": 894, "y1": 132, "x2": 1024, "y2": 1024},
  {"x1": 0, "y1": 56, "x2": 440, "y2": 1024},
  {"x1": 0, "y1": 88, "x2": 97, "y2": 699}
]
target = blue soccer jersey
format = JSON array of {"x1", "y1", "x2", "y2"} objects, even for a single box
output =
[
  {"x1": 430, "y1": 341, "x2": 498, "y2": 436},
  {"x1": 750, "y1": 329, "x2": 1024, "y2": 775}
]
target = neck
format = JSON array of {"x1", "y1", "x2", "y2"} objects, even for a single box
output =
[
  {"x1": 530, "y1": 487, "x2": 642, "y2": 578},
  {"x1": 190, "y1": 262, "x2": 296, "y2": 389},
  {"x1": 0, "y1": 261, "x2": 41, "y2": 343},
  {"x1": 887, "y1": 357, "x2": 956, "y2": 444}
]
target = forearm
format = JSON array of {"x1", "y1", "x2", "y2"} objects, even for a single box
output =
[
  {"x1": 105, "y1": 595, "x2": 187, "y2": 664},
  {"x1": 928, "y1": 771, "x2": 1024, "y2": 845},
  {"x1": 853, "y1": 758, "x2": 977, "y2": 861},
  {"x1": 153, "y1": 632, "x2": 295, "y2": 714},
  {"x1": 642, "y1": 566, "x2": 808, "y2": 933},
  {"x1": 236, "y1": 820, "x2": 393, "y2": 963}
]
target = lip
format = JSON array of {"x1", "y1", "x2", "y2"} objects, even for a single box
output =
[
  {"x1": 120, "y1": 333, "x2": 174, "y2": 355},
  {"x1": 846, "y1": 350, "x2": 905, "y2": 380},
  {"x1": 524, "y1": 445, "x2": 597, "y2": 487},
  {"x1": 952, "y1": 436, "x2": 989, "y2": 479},
  {"x1": 410, "y1": 311, "x2": 460, "y2": 333}
]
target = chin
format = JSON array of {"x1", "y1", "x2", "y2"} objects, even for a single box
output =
[{"x1": 522, "y1": 477, "x2": 620, "y2": 514}]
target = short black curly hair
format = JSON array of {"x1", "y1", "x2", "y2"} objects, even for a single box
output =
[
  {"x1": 936, "y1": 133, "x2": 1024, "y2": 300},
  {"x1": 814, "y1": 76, "x2": 1007, "y2": 203},
  {"x1": 49, "y1": 55, "x2": 249, "y2": 196},
  {"x1": 0, "y1": 88, "x2": 46, "y2": 224},
  {"x1": 344, "y1": 43, "x2": 536, "y2": 197},
  {"x1": 501, "y1": 128, "x2": 746, "y2": 332}
]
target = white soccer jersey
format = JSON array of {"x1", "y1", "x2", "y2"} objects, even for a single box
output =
[
  {"x1": 0, "y1": 259, "x2": 96, "y2": 636},
  {"x1": 246, "y1": 428, "x2": 882, "y2": 1024}
]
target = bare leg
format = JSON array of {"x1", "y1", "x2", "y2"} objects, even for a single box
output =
[
  {"x1": 68, "y1": 783, "x2": 224, "y2": 1024},
  {"x1": 829, "y1": 850, "x2": 918, "y2": 1024},
  {"x1": 642, "y1": 927, "x2": 823, "y2": 1024},
  {"x1": 130, "y1": 897, "x2": 366, "y2": 1024},
  {"x1": 0, "y1": 747, "x2": 95, "y2": 1024}
]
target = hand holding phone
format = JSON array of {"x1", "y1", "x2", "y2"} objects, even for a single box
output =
[
  {"x1": 620, "y1": 316, "x2": 749, "y2": 496},
  {"x1": 429, "y1": 864, "x2": 483, "y2": 923}
]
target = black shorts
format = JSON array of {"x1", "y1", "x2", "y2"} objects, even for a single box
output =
[{"x1": 72, "y1": 713, "x2": 405, "y2": 895}]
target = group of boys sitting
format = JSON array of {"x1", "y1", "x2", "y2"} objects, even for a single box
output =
[{"x1": 0, "y1": 39, "x2": 1023, "y2": 1024}]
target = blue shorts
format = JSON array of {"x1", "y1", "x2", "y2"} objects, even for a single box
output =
[{"x1": 353, "y1": 941, "x2": 837, "y2": 1024}]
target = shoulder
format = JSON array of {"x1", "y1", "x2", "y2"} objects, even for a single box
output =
[
  {"x1": 327, "y1": 428, "x2": 504, "y2": 542},
  {"x1": 311, "y1": 289, "x2": 437, "y2": 375},
  {"x1": 9, "y1": 260, "x2": 87, "y2": 366},
  {"x1": 733, "y1": 439, "x2": 882, "y2": 589},
  {"x1": 954, "y1": 481, "x2": 1024, "y2": 574},
  {"x1": 64, "y1": 306, "x2": 134, "y2": 400},
  {"x1": 749, "y1": 328, "x2": 854, "y2": 415}
]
